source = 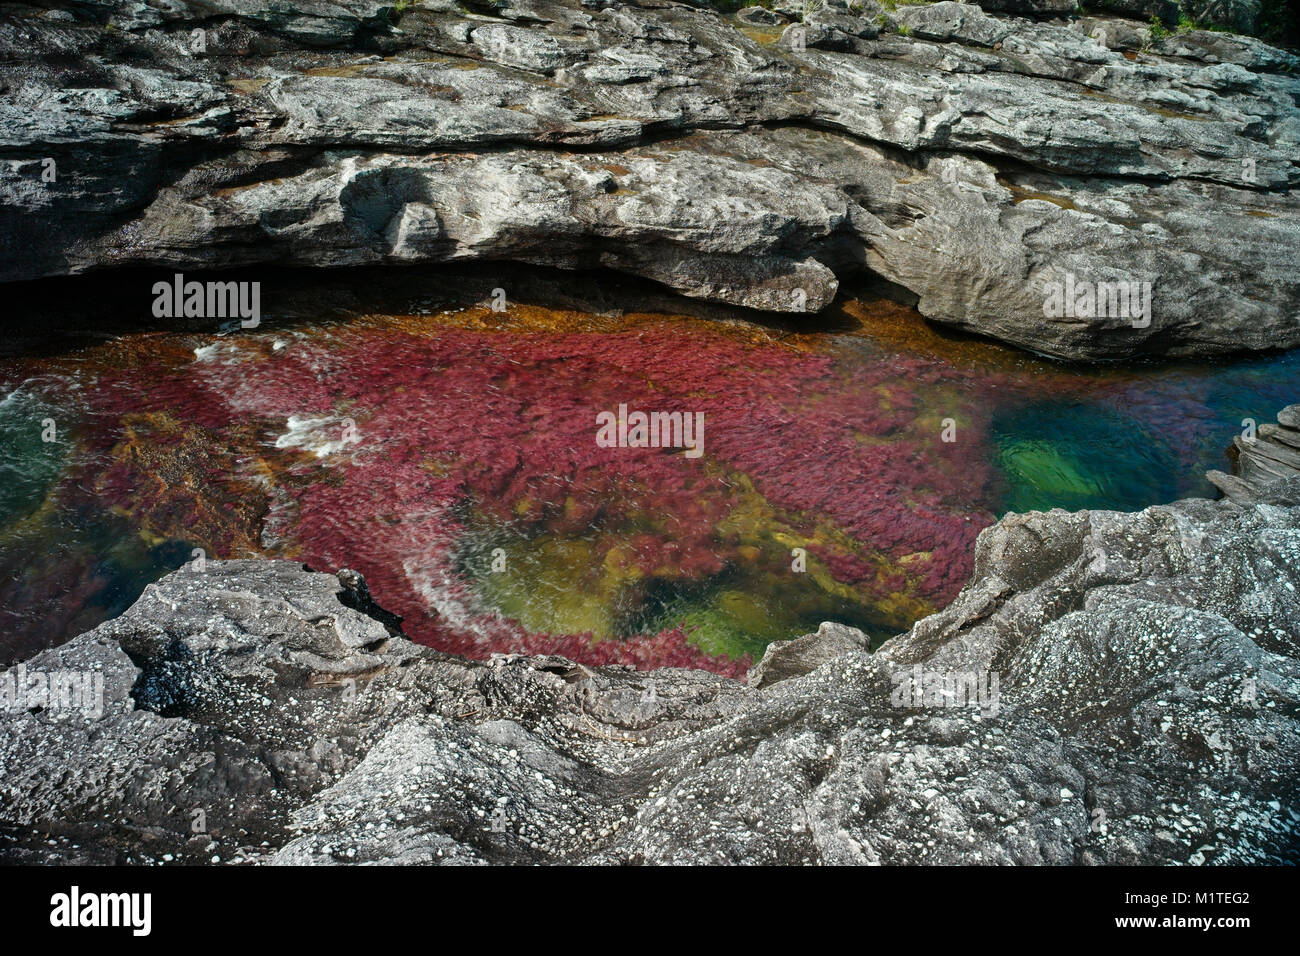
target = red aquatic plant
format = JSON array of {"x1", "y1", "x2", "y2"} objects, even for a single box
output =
[{"x1": 74, "y1": 316, "x2": 1007, "y2": 674}]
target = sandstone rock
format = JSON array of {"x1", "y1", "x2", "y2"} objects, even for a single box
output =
[
  {"x1": 737, "y1": 6, "x2": 786, "y2": 26},
  {"x1": 747, "y1": 621, "x2": 872, "y2": 688},
  {"x1": 1073, "y1": 15, "x2": 1150, "y2": 51},
  {"x1": 1, "y1": 1, "x2": 1297, "y2": 359},
  {"x1": 895, "y1": 2, "x2": 1011, "y2": 47},
  {"x1": 1209, "y1": 404, "x2": 1300, "y2": 506},
  {"x1": 780, "y1": 20, "x2": 856, "y2": 52},
  {"x1": 1260, "y1": 423, "x2": 1300, "y2": 449}
]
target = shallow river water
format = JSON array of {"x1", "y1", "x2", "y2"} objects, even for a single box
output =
[{"x1": 2, "y1": 291, "x2": 1295, "y2": 674}]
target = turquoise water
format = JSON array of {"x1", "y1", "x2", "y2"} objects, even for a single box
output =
[
  {"x1": 0, "y1": 388, "x2": 68, "y2": 526},
  {"x1": 990, "y1": 352, "x2": 1299, "y2": 514}
]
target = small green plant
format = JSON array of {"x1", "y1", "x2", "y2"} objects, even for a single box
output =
[
  {"x1": 1164, "y1": 2, "x2": 1240, "y2": 38},
  {"x1": 1147, "y1": 15, "x2": 1169, "y2": 41},
  {"x1": 898, "y1": 22, "x2": 911, "y2": 35},
  {"x1": 1172, "y1": 8, "x2": 1234, "y2": 35}
]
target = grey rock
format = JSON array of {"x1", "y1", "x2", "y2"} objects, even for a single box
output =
[
  {"x1": 1155, "y1": 29, "x2": 1300, "y2": 72},
  {"x1": 737, "y1": 6, "x2": 786, "y2": 26},
  {"x1": 0, "y1": 559, "x2": 747, "y2": 863},
  {"x1": 1, "y1": 0, "x2": 1298, "y2": 357},
  {"x1": 780, "y1": 20, "x2": 857, "y2": 52},
  {"x1": 806, "y1": 9, "x2": 880, "y2": 41},
  {"x1": 1073, "y1": 16, "x2": 1150, "y2": 52},
  {"x1": 748, "y1": 621, "x2": 872, "y2": 688},
  {"x1": 1210, "y1": 404, "x2": 1300, "y2": 506},
  {"x1": 895, "y1": 2, "x2": 1012, "y2": 47},
  {"x1": 1260, "y1": 423, "x2": 1300, "y2": 450}
]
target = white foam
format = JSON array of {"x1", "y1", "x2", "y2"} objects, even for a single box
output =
[{"x1": 273, "y1": 415, "x2": 355, "y2": 458}]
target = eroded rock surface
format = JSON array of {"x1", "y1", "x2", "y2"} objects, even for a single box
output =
[
  {"x1": 3, "y1": 412, "x2": 1297, "y2": 864},
  {"x1": 2, "y1": 0, "x2": 1298, "y2": 358},
  {"x1": 1210, "y1": 403, "x2": 1300, "y2": 505}
]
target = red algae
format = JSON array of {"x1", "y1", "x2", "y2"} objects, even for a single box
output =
[
  {"x1": 4, "y1": 286, "x2": 1296, "y2": 672},
  {"x1": 55, "y1": 304, "x2": 1015, "y2": 675},
  {"x1": 7, "y1": 291, "x2": 1293, "y2": 671}
]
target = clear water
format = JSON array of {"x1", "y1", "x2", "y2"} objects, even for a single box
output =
[{"x1": 0, "y1": 294, "x2": 1294, "y2": 673}]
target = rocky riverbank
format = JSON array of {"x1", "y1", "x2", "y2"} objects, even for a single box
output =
[
  {"x1": 3, "y1": 0, "x2": 1299, "y2": 359},
  {"x1": 2, "y1": 405, "x2": 1296, "y2": 864}
]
